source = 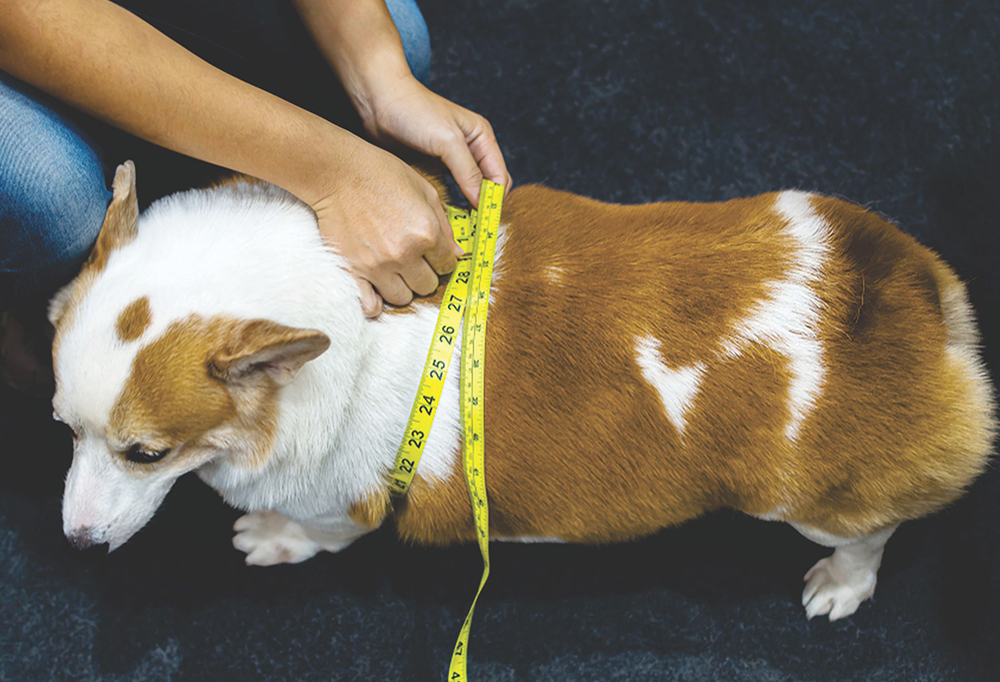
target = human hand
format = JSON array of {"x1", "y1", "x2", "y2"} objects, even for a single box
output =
[
  {"x1": 308, "y1": 139, "x2": 463, "y2": 317},
  {"x1": 354, "y1": 73, "x2": 512, "y2": 205}
]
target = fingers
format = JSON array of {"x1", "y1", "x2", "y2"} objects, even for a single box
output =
[
  {"x1": 393, "y1": 192, "x2": 458, "y2": 280},
  {"x1": 355, "y1": 277, "x2": 384, "y2": 318},
  {"x1": 426, "y1": 198, "x2": 464, "y2": 270},
  {"x1": 400, "y1": 258, "x2": 441, "y2": 297},
  {"x1": 453, "y1": 110, "x2": 513, "y2": 197},
  {"x1": 347, "y1": 194, "x2": 454, "y2": 318},
  {"x1": 372, "y1": 272, "x2": 412, "y2": 309},
  {"x1": 363, "y1": 222, "x2": 443, "y2": 311},
  {"x1": 439, "y1": 129, "x2": 486, "y2": 206}
]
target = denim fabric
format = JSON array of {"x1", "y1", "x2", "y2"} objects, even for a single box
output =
[
  {"x1": 386, "y1": 0, "x2": 432, "y2": 83},
  {"x1": 0, "y1": 73, "x2": 110, "y2": 309},
  {"x1": 0, "y1": 0, "x2": 431, "y2": 310}
]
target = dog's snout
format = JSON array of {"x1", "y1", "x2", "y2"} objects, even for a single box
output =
[{"x1": 66, "y1": 528, "x2": 98, "y2": 550}]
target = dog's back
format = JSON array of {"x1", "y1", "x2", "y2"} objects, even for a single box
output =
[{"x1": 392, "y1": 186, "x2": 996, "y2": 545}]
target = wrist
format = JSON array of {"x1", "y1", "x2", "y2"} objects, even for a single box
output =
[
  {"x1": 292, "y1": 0, "x2": 413, "y2": 124},
  {"x1": 340, "y1": 48, "x2": 414, "y2": 128},
  {"x1": 261, "y1": 114, "x2": 367, "y2": 210}
]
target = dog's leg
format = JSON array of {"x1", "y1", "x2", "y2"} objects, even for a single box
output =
[
  {"x1": 790, "y1": 522, "x2": 897, "y2": 621},
  {"x1": 232, "y1": 509, "x2": 370, "y2": 566}
]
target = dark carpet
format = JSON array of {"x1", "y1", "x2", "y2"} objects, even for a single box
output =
[{"x1": 2, "y1": 1, "x2": 999, "y2": 680}]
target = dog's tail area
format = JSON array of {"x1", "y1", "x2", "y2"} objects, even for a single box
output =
[
  {"x1": 933, "y1": 260, "x2": 983, "y2": 350},
  {"x1": 927, "y1": 254, "x2": 998, "y2": 474}
]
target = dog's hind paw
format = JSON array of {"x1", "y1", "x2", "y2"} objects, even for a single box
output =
[
  {"x1": 232, "y1": 510, "x2": 324, "y2": 566},
  {"x1": 802, "y1": 556, "x2": 876, "y2": 621}
]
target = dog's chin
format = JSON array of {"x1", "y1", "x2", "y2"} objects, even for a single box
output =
[
  {"x1": 102, "y1": 509, "x2": 162, "y2": 552},
  {"x1": 62, "y1": 516, "x2": 149, "y2": 552},
  {"x1": 106, "y1": 533, "x2": 132, "y2": 553}
]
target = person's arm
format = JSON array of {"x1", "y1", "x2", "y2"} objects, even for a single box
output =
[
  {"x1": 0, "y1": 0, "x2": 459, "y2": 315},
  {"x1": 293, "y1": 0, "x2": 512, "y2": 205}
]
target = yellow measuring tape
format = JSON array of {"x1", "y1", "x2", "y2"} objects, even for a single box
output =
[{"x1": 390, "y1": 180, "x2": 504, "y2": 681}]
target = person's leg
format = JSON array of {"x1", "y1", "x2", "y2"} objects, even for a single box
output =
[
  {"x1": 384, "y1": 0, "x2": 432, "y2": 83},
  {"x1": 0, "y1": 73, "x2": 111, "y2": 309},
  {"x1": 0, "y1": 72, "x2": 111, "y2": 395}
]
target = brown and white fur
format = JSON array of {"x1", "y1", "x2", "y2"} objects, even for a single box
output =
[{"x1": 52, "y1": 162, "x2": 995, "y2": 621}]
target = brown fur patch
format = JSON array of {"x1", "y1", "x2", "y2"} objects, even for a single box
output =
[
  {"x1": 208, "y1": 319, "x2": 329, "y2": 386},
  {"x1": 50, "y1": 163, "x2": 138, "y2": 357},
  {"x1": 115, "y1": 296, "x2": 152, "y2": 342},
  {"x1": 208, "y1": 173, "x2": 269, "y2": 190},
  {"x1": 390, "y1": 188, "x2": 995, "y2": 546},
  {"x1": 111, "y1": 316, "x2": 238, "y2": 456},
  {"x1": 348, "y1": 488, "x2": 390, "y2": 529},
  {"x1": 109, "y1": 315, "x2": 289, "y2": 468},
  {"x1": 85, "y1": 163, "x2": 139, "y2": 278}
]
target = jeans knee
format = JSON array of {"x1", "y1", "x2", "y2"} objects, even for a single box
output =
[
  {"x1": 385, "y1": 0, "x2": 432, "y2": 83},
  {"x1": 1, "y1": 77, "x2": 110, "y2": 306}
]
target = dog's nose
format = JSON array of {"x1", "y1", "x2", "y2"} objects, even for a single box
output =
[{"x1": 67, "y1": 527, "x2": 97, "y2": 550}]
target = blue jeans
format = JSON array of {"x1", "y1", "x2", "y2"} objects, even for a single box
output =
[{"x1": 0, "y1": 0, "x2": 431, "y2": 310}]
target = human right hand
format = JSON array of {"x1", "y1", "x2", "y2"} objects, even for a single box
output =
[
  {"x1": 308, "y1": 140, "x2": 464, "y2": 317},
  {"x1": 353, "y1": 74, "x2": 512, "y2": 208}
]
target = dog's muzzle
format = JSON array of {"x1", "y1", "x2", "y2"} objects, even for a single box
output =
[{"x1": 66, "y1": 527, "x2": 99, "y2": 550}]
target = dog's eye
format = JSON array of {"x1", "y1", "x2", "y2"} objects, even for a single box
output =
[{"x1": 125, "y1": 444, "x2": 170, "y2": 464}]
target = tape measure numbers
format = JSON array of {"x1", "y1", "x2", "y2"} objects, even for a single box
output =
[
  {"x1": 389, "y1": 205, "x2": 475, "y2": 497},
  {"x1": 389, "y1": 181, "x2": 504, "y2": 681},
  {"x1": 450, "y1": 181, "x2": 502, "y2": 682}
]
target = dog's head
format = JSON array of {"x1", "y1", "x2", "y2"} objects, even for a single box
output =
[{"x1": 51, "y1": 162, "x2": 331, "y2": 551}]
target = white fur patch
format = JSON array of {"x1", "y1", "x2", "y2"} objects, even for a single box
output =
[
  {"x1": 795, "y1": 524, "x2": 897, "y2": 621},
  {"x1": 720, "y1": 191, "x2": 831, "y2": 441},
  {"x1": 62, "y1": 436, "x2": 176, "y2": 550},
  {"x1": 55, "y1": 180, "x2": 468, "y2": 552},
  {"x1": 487, "y1": 223, "x2": 510, "y2": 300},
  {"x1": 634, "y1": 335, "x2": 706, "y2": 437},
  {"x1": 752, "y1": 505, "x2": 791, "y2": 522}
]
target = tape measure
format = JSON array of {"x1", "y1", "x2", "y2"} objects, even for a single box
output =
[
  {"x1": 388, "y1": 203, "x2": 475, "y2": 497},
  {"x1": 390, "y1": 180, "x2": 504, "y2": 681}
]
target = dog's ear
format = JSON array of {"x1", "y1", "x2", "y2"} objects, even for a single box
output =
[
  {"x1": 209, "y1": 320, "x2": 330, "y2": 387},
  {"x1": 86, "y1": 160, "x2": 140, "y2": 272},
  {"x1": 48, "y1": 282, "x2": 76, "y2": 327},
  {"x1": 49, "y1": 162, "x2": 139, "y2": 327}
]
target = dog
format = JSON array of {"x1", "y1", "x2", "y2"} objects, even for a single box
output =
[{"x1": 51, "y1": 161, "x2": 995, "y2": 621}]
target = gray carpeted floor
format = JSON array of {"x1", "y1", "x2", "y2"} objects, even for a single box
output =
[{"x1": 2, "y1": 1, "x2": 998, "y2": 680}]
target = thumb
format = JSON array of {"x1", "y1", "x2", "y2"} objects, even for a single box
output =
[
  {"x1": 439, "y1": 129, "x2": 485, "y2": 207},
  {"x1": 355, "y1": 276, "x2": 384, "y2": 318}
]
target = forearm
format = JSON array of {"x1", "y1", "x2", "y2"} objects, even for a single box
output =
[
  {"x1": 292, "y1": 0, "x2": 412, "y2": 119},
  {"x1": 0, "y1": 0, "x2": 358, "y2": 206}
]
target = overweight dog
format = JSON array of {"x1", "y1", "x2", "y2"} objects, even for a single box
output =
[{"x1": 51, "y1": 162, "x2": 995, "y2": 621}]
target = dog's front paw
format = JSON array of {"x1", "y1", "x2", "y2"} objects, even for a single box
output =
[
  {"x1": 802, "y1": 556, "x2": 876, "y2": 621},
  {"x1": 232, "y1": 510, "x2": 323, "y2": 566}
]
